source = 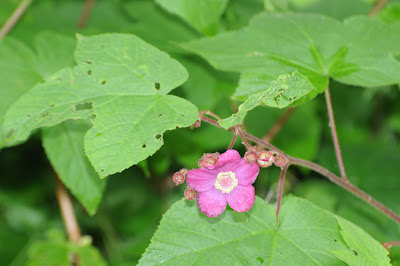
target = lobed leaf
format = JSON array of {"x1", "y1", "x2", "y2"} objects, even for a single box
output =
[
  {"x1": 182, "y1": 13, "x2": 400, "y2": 101},
  {"x1": 139, "y1": 196, "x2": 390, "y2": 265},
  {"x1": 1, "y1": 34, "x2": 198, "y2": 177}
]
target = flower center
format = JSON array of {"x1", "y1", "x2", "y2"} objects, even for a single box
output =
[{"x1": 214, "y1": 171, "x2": 238, "y2": 193}]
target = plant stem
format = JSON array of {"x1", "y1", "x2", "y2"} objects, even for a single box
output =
[
  {"x1": 55, "y1": 176, "x2": 82, "y2": 243},
  {"x1": 276, "y1": 165, "x2": 289, "y2": 225},
  {"x1": 368, "y1": 0, "x2": 387, "y2": 17},
  {"x1": 237, "y1": 129, "x2": 251, "y2": 149},
  {"x1": 227, "y1": 130, "x2": 238, "y2": 149},
  {"x1": 0, "y1": 0, "x2": 32, "y2": 40},
  {"x1": 256, "y1": 108, "x2": 296, "y2": 150},
  {"x1": 199, "y1": 113, "x2": 400, "y2": 225},
  {"x1": 77, "y1": 0, "x2": 96, "y2": 29},
  {"x1": 325, "y1": 87, "x2": 348, "y2": 181},
  {"x1": 382, "y1": 241, "x2": 400, "y2": 250}
]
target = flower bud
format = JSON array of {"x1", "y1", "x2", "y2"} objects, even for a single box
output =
[
  {"x1": 184, "y1": 187, "x2": 196, "y2": 201},
  {"x1": 257, "y1": 150, "x2": 275, "y2": 168},
  {"x1": 244, "y1": 147, "x2": 259, "y2": 165},
  {"x1": 198, "y1": 152, "x2": 220, "y2": 169},
  {"x1": 274, "y1": 154, "x2": 287, "y2": 167},
  {"x1": 173, "y1": 168, "x2": 188, "y2": 185}
]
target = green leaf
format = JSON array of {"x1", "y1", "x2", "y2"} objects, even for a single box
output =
[
  {"x1": 0, "y1": 32, "x2": 76, "y2": 146},
  {"x1": 328, "y1": 217, "x2": 391, "y2": 266},
  {"x1": 42, "y1": 120, "x2": 106, "y2": 215},
  {"x1": 219, "y1": 72, "x2": 315, "y2": 129},
  {"x1": 2, "y1": 34, "x2": 198, "y2": 177},
  {"x1": 139, "y1": 196, "x2": 389, "y2": 265},
  {"x1": 156, "y1": 0, "x2": 229, "y2": 35},
  {"x1": 27, "y1": 230, "x2": 106, "y2": 266},
  {"x1": 182, "y1": 13, "x2": 400, "y2": 100}
]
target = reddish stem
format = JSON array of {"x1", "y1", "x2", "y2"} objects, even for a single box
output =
[
  {"x1": 227, "y1": 130, "x2": 238, "y2": 150},
  {"x1": 276, "y1": 165, "x2": 289, "y2": 226},
  {"x1": 325, "y1": 87, "x2": 348, "y2": 181},
  {"x1": 368, "y1": 0, "x2": 387, "y2": 17},
  {"x1": 0, "y1": 0, "x2": 32, "y2": 40},
  {"x1": 237, "y1": 129, "x2": 251, "y2": 149},
  {"x1": 382, "y1": 241, "x2": 400, "y2": 250}
]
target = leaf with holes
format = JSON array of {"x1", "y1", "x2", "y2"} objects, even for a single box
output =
[
  {"x1": 182, "y1": 13, "x2": 400, "y2": 101},
  {"x1": 218, "y1": 72, "x2": 315, "y2": 129},
  {"x1": 156, "y1": 0, "x2": 229, "y2": 35},
  {"x1": 139, "y1": 196, "x2": 390, "y2": 265},
  {"x1": 1, "y1": 33, "x2": 198, "y2": 177}
]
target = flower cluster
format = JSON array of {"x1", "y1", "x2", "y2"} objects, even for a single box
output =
[{"x1": 173, "y1": 148, "x2": 287, "y2": 217}]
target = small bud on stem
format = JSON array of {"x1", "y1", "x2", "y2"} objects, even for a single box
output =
[
  {"x1": 184, "y1": 187, "x2": 196, "y2": 200},
  {"x1": 198, "y1": 152, "x2": 220, "y2": 169},
  {"x1": 257, "y1": 150, "x2": 275, "y2": 168},
  {"x1": 173, "y1": 168, "x2": 188, "y2": 185},
  {"x1": 274, "y1": 154, "x2": 288, "y2": 167},
  {"x1": 244, "y1": 147, "x2": 259, "y2": 165}
]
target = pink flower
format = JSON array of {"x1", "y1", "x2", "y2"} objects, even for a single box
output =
[{"x1": 186, "y1": 150, "x2": 260, "y2": 217}]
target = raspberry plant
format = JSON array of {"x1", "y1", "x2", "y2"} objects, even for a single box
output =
[{"x1": 0, "y1": 0, "x2": 400, "y2": 265}]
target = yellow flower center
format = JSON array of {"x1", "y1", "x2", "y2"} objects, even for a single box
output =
[{"x1": 214, "y1": 171, "x2": 238, "y2": 193}]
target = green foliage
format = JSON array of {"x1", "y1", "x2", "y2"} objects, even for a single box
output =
[
  {"x1": 183, "y1": 13, "x2": 400, "y2": 101},
  {"x1": 42, "y1": 120, "x2": 105, "y2": 215},
  {"x1": 1, "y1": 33, "x2": 198, "y2": 177},
  {"x1": 156, "y1": 0, "x2": 229, "y2": 35},
  {"x1": 27, "y1": 230, "x2": 106, "y2": 266},
  {"x1": 219, "y1": 72, "x2": 315, "y2": 129},
  {"x1": 140, "y1": 197, "x2": 390, "y2": 265}
]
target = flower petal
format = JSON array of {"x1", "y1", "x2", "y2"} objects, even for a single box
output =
[
  {"x1": 197, "y1": 190, "x2": 227, "y2": 217},
  {"x1": 233, "y1": 159, "x2": 260, "y2": 185},
  {"x1": 227, "y1": 185, "x2": 255, "y2": 213},
  {"x1": 186, "y1": 168, "x2": 217, "y2": 192},
  {"x1": 215, "y1": 149, "x2": 241, "y2": 168}
]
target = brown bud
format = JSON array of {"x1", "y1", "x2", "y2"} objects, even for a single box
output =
[
  {"x1": 172, "y1": 168, "x2": 188, "y2": 185},
  {"x1": 274, "y1": 154, "x2": 287, "y2": 167},
  {"x1": 257, "y1": 150, "x2": 275, "y2": 168},
  {"x1": 198, "y1": 152, "x2": 220, "y2": 169},
  {"x1": 184, "y1": 187, "x2": 196, "y2": 200},
  {"x1": 244, "y1": 147, "x2": 259, "y2": 165}
]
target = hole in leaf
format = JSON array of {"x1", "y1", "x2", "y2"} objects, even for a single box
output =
[
  {"x1": 100, "y1": 80, "x2": 106, "y2": 85},
  {"x1": 154, "y1": 82, "x2": 160, "y2": 90},
  {"x1": 334, "y1": 239, "x2": 337, "y2": 242},
  {"x1": 155, "y1": 134, "x2": 162, "y2": 140},
  {"x1": 158, "y1": 113, "x2": 163, "y2": 117},
  {"x1": 181, "y1": 114, "x2": 185, "y2": 117},
  {"x1": 141, "y1": 144, "x2": 147, "y2": 149},
  {"x1": 75, "y1": 102, "x2": 93, "y2": 111},
  {"x1": 85, "y1": 60, "x2": 94, "y2": 64},
  {"x1": 87, "y1": 70, "x2": 92, "y2": 75},
  {"x1": 27, "y1": 114, "x2": 31, "y2": 117},
  {"x1": 211, "y1": 228, "x2": 216, "y2": 232},
  {"x1": 256, "y1": 257, "x2": 264, "y2": 264},
  {"x1": 352, "y1": 249, "x2": 358, "y2": 256},
  {"x1": 49, "y1": 104, "x2": 55, "y2": 107},
  {"x1": 96, "y1": 132, "x2": 102, "y2": 137}
]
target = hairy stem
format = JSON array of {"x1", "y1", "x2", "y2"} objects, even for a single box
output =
[
  {"x1": 199, "y1": 113, "x2": 400, "y2": 225},
  {"x1": 276, "y1": 165, "x2": 289, "y2": 225},
  {"x1": 77, "y1": 0, "x2": 96, "y2": 29},
  {"x1": 55, "y1": 176, "x2": 82, "y2": 243},
  {"x1": 256, "y1": 108, "x2": 296, "y2": 150},
  {"x1": 227, "y1": 130, "x2": 238, "y2": 150},
  {"x1": 237, "y1": 129, "x2": 251, "y2": 149},
  {"x1": 0, "y1": 0, "x2": 32, "y2": 40},
  {"x1": 325, "y1": 87, "x2": 348, "y2": 181},
  {"x1": 368, "y1": 0, "x2": 387, "y2": 17}
]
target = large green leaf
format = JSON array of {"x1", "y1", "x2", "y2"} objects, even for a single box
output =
[
  {"x1": 182, "y1": 13, "x2": 400, "y2": 100},
  {"x1": 219, "y1": 72, "x2": 315, "y2": 129},
  {"x1": 1, "y1": 34, "x2": 198, "y2": 177},
  {"x1": 139, "y1": 196, "x2": 390, "y2": 265},
  {"x1": 42, "y1": 120, "x2": 106, "y2": 215},
  {"x1": 156, "y1": 0, "x2": 229, "y2": 35}
]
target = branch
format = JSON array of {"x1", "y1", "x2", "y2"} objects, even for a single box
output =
[
  {"x1": 0, "y1": 0, "x2": 32, "y2": 40},
  {"x1": 325, "y1": 87, "x2": 348, "y2": 181},
  {"x1": 55, "y1": 175, "x2": 82, "y2": 243},
  {"x1": 199, "y1": 113, "x2": 400, "y2": 225},
  {"x1": 368, "y1": 0, "x2": 387, "y2": 17},
  {"x1": 256, "y1": 107, "x2": 296, "y2": 150},
  {"x1": 227, "y1": 129, "x2": 239, "y2": 150},
  {"x1": 77, "y1": 0, "x2": 96, "y2": 29},
  {"x1": 382, "y1": 241, "x2": 400, "y2": 250},
  {"x1": 276, "y1": 165, "x2": 289, "y2": 225}
]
